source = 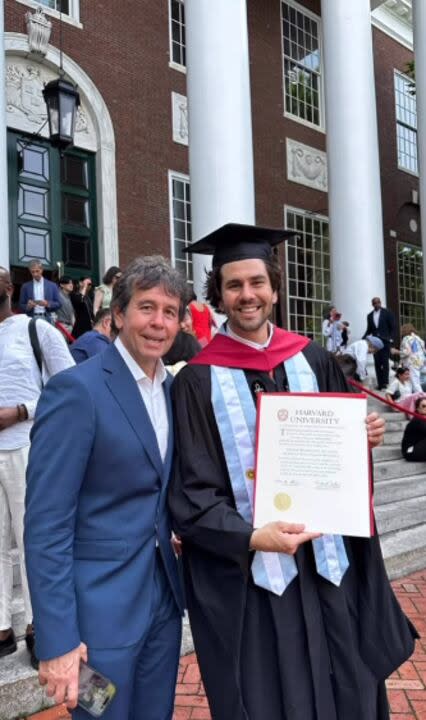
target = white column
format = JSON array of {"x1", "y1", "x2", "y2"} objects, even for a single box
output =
[
  {"x1": 413, "y1": 0, "x2": 426, "y2": 324},
  {"x1": 321, "y1": 0, "x2": 386, "y2": 341},
  {"x1": 0, "y1": 0, "x2": 9, "y2": 269},
  {"x1": 185, "y1": 0, "x2": 255, "y2": 299}
]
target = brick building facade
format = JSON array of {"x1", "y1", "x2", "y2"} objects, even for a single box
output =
[{"x1": 3, "y1": 0, "x2": 421, "y2": 341}]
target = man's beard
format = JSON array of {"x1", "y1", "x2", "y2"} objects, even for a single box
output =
[{"x1": 0, "y1": 290, "x2": 9, "y2": 306}]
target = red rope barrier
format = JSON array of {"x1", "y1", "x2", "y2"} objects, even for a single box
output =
[
  {"x1": 348, "y1": 378, "x2": 426, "y2": 421},
  {"x1": 55, "y1": 321, "x2": 75, "y2": 344}
]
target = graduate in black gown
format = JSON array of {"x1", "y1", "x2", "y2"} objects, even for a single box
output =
[{"x1": 168, "y1": 224, "x2": 417, "y2": 720}]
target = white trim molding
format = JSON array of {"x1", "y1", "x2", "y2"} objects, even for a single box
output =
[
  {"x1": 5, "y1": 32, "x2": 118, "y2": 272},
  {"x1": 371, "y1": 0, "x2": 413, "y2": 49},
  {"x1": 286, "y1": 138, "x2": 327, "y2": 191},
  {"x1": 15, "y1": 0, "x2": 82, "y2": 28}
]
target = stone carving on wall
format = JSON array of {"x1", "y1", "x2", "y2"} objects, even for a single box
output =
[
  {"x1": 25, "y1": 7, "x2": 52, "y2": 57},
  {"x1": 6, "y1": 58, "x2": 95, "y2": 149},
  {"x1": 286, "y1": 138, "x2": 328, "y2": 192},
  {"x1": 172, "y1": 92, "x2": 188, "y2": 146}
]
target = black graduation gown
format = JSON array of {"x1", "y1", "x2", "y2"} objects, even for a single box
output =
[{"x1": 168, "y1": 341, "x2": 417, "y2": 720}]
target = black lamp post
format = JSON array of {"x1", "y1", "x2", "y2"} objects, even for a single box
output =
[
  {"x1": 43, "y1": 76, "x2": 80, "y2": 151},
  {"x1": 42, "y1": 2, "x2": 80, "y2": 153}
]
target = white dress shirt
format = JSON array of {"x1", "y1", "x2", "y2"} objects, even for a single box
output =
[
  {"x1": 226, "y1": 321, "x2": 274, "y2": 350},
  {"x1": 373, "y1": 309, "x2": 381, "y2": 328},
  {"x1": 0, "y1": 315, "x2": 75, "y2": 450},
  {"x1": 32, "y1": 278, "x2": 45, "y2": 315},
  {"x1": 114, "y1": 336, "x2": 169, "y2": 462}
]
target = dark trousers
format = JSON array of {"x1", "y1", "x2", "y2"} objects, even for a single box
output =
[
  {"x1": 374, "y1": 342, "x2": 391, "y2": 389},
  {"x1": 72, "y1": 554, "x2": 181, "y2": 720}
]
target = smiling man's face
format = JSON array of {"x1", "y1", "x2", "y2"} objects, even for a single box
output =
[
  {"x1": 113, "y1": 285, "x2": 181, "y2": 378},
  {"x1": 219, "y1": 258, "x2": 277, "y2": 344}
]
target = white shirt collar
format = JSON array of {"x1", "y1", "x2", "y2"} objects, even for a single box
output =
[
  {"x1": 225, "y1": 322, "x2": 274, "y2": 351},
  {"x1": 114, "y1": 335, "x2": 167, "y2": 385}
]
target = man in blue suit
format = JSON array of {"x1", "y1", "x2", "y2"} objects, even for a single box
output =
[
  {"x1": 25, "y1": 256, "x2": 186, "y2": 719},
  {"x1": 19, "y1": 259, "x2": 62, "y2": 320}
]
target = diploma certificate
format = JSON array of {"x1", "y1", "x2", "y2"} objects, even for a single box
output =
[{"x1": 254, "y1": 393, "x2": 372, "y2": 537}]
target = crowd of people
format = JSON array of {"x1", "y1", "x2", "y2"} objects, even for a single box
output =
[{"x1": 0, "y1": 235, "x2": 420, "y2": 720}]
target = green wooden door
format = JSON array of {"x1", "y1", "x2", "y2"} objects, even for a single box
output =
[{"x1": 8, "y1": 130, "x2": 98, "y2": 283}]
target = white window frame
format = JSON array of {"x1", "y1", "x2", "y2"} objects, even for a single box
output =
[
  {"x1": 394, "y1": 70, "x2": 418, "y2": 176},
  {"x1": 168, "y1": 0, "x2": 187, "y2": 74},
  {"x1": 280, "y1": 0, "x2": 325, "y2": 132},
  {"x1": 397, "y1": 242, "x2": 425, "y2": 336},
  {"x1": 15, "y1": 0, "x2": 81, "y2": 27},
  {"x1": 284, "y1": 205, "x2": 330, "y2": 342},
  {"x1": 168, "y1": 170, "x2": 192, "y2": 284}
]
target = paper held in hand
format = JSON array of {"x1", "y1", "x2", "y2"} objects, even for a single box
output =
[{"x1": 253, "y1": 392, "x2": 372, "y2": 537}]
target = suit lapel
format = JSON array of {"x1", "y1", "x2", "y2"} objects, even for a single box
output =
[{"x1": 103, "y1": 345, "x2": 163, "y2": 477}]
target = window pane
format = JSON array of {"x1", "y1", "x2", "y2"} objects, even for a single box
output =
[
  {"x1": 285, "y1": 209, "x2": 330, "y2": 342},
  {"x1": 62, "y1": 194, "x2": 90, "y2": 228},
  {"x1": 18, "y1": 184, "x2": 49, "y2": 222},
  {"x1": 282, "y1": 2, "x2": 322, "y2": 127},
  {"x1": 63, "y1": 233, "x2": 91, "y2": 268},
  {"x1": 18, "y1": 226, "x2": 51, "y2": 263},
  {"x1": 17, "y1": 142, "x2": 49, "y2": 181},
  {"x1": 398, "y1": 243, "x2": 425, "y2": 336},
  {"x1": 61, "y1": 155, "x2": 88, "y2": 189}
]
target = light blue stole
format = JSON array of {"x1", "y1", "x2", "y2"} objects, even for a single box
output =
[{"x1": 211, "y1": 351, "x2": 349, "y2": 596}]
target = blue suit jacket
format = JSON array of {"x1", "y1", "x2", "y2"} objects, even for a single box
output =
[
  {"x1": 19, "y1": 277, "x2": 62, "y2": 315},
  {"x1": 70, "y1": 330, "x2": 110, "y2": 364},
  {"x1": 25, "y1": 343, "x2": 184, "y2": 661}
]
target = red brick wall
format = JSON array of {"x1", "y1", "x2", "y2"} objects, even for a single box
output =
[
  {"x1": 5, "y1": 0, "x2": 189, "y2": 267},
  {"x1": 5, "y1": 0, "x2": 419, "y2": 330}
]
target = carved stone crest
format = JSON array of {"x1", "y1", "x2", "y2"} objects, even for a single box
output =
[
  {"x1": 6, "y1": 61, "x2": 91, "y2": 138},
  {"x1": 172, "y1": 92, "x2": 188, "y2": 146},
  {"x1": 286, "y1": 138, "x2": 328, "y2": 192},
  {"x1": 26, "y1": 7, "x2": 52, "y2": 57},
  {"x1": 6, "y1": 64, "x2": 46, "y2": 124}
]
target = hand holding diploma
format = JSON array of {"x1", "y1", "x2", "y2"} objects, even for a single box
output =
[
  {"x1": 249, "y1": 521, "x2": 321, "y2": 554},
  {"x1": 366, "y1": 411, "x2": 385, "y2": 448}
]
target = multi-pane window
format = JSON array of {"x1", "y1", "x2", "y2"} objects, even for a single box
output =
[
  {"x1": 394, "y1": 71, "x2": 418, "y2": 174},
  {"x1": 398, "y1": 243, "x2": 425, "y2": 336},
  {"x1": 170, "y1": 0, "x2": 186, "y2": 68},
  {"x1": 285, "y1": 208, "x2": 330, "y2": 342},
  {"x1": 169, "y1": 172, "x2": 192, "y2": 283},
  {"x1": 281, "y1": 1, "x2": 322, "y2": 128}
]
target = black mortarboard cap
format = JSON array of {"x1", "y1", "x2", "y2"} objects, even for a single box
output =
[{"x1": 184, "y1": 223, "x2": 296, "y2": 269}]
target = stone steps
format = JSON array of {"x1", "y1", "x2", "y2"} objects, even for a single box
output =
[
  {"x1": 375, "y1": 495, "x2": 426, "y2": 534},
  {"x1": 381, "y1": 524, "x2": 426, "y2": 579},
  {"x1": 369, "y1": 402, "x2": 426, "y2": 580},
  {"x1": 374, "y1": 458, "x2": 426, "y2": 481},
  {"x1": 375, "y1": 475, "x2": 426, "y2": 505}
]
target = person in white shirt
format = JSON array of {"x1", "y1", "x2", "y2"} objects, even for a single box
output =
[
  {"x1": 0, "y1": 267, "x2": 74, "y2": 667},
  {"x1": 19, "y1": 260, "x2": 62, "y2": 321},
  {"x1": 345, "y1": 335, "x2": 384, "y2": 381},
  {"x1": 322, "y1": 306, "x2": 343, "y2": 353}
]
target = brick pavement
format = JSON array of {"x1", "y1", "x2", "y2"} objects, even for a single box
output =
[{"x1": 24, "y1": 570, "x2": 426, "y2": 720}]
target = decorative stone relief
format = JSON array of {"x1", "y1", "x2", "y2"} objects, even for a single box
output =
[
  {"x1": 25, "y1": 7, "x2": 52, "y2": 57},
  {"x1": 6, "y1": 58, "x2": 95, "y2": 150},
  {"x1": 286, "y1": 138, "x2": 328, "y2": 192},
  {"x1": 172, "y1": 92, "x2": 188, "y2": 146}
]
